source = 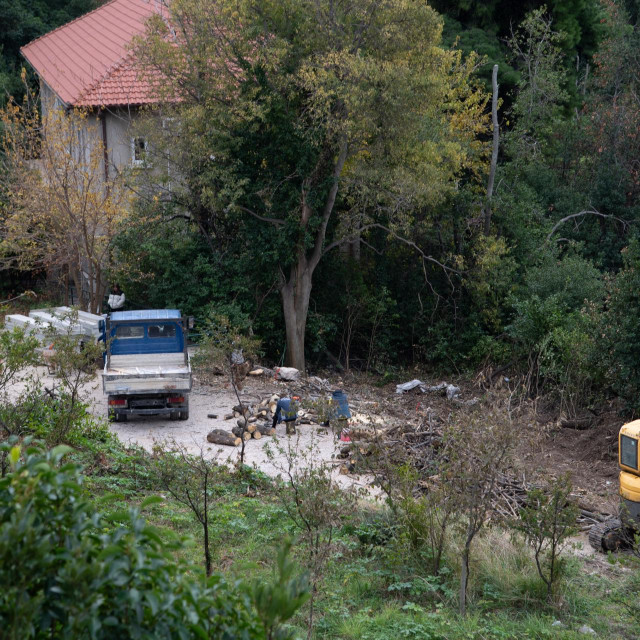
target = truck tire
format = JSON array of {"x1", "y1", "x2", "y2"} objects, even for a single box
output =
[
  {"x1": 179, "y1": 411, "x2": 189, "y2": 420},
  {"x1": 115, "y1": 412, "x2": 127, "y2": 423}
]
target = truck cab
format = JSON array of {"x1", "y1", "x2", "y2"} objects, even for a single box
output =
[{"x1": 102, "y1": 310, "x2": 191, "y2": 421}]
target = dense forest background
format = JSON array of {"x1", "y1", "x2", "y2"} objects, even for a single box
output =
[{"x1": 3, "y1": 0, "x2": 640, "y2": 413}]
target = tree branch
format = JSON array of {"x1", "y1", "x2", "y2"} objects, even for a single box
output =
[
  {"x1": 545, "y1": 209, "x2": 628, "y2": 242},
  {"x1": 310, "y1": 139, "x2": 349, "y2": 270},
  {"x1": 323, "y1": 223, "x2": 462, "y2": 275},
  {"x1": 234, "y1": 204, "x2": 285, "y2": 226}
]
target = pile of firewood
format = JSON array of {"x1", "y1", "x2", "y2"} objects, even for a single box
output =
[
  {"x1": 222, "y1": 394, "x2": 321, "y2": 426},
  {"x1": 206, "y1": 394, "x2": 322, "y2": 447}
]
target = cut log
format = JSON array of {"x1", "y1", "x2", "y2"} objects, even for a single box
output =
[
  {"x1": 269, "y1": 402, "x2": 277, "y2": 414},
  {"x1": 224, "y1": 413, "x2": 235, "y2": 420},
  {"x1": 248, "y1": 416, "x2": 258, "y2": 423},
  {"x1": 236, "y1": 418, "x2": 248, "y2": 430},
  {"x1": 246, "y1": 423, "x2": 257, "y2": 434},
  {"x1": 207, "y1": 430, "x2": 241, "y2": 446},
  {"x1": 248, "y1": 369, "x2": 264, "y2": 376},
  {"x1": 232, "y1": 426, "x2": 251, "y2": 440},
  {"x1": 233, "y1": 404, "x2": 248, "y2": 414},
  {"x1": 257, "y1": 424, "x2": 276, "y2": 436},
  {"x1": 252, "y1": 430, "x2": 262, "y2": 440},
  {"x1": 560, "y1": 418, "x2": 594, "y2": 430},
  {"x1": 349, "y1": 429, "x2": 376, "y2": 441},
  {"x1": 207, "y1": 413, "x2": 219, "y2": 419}
]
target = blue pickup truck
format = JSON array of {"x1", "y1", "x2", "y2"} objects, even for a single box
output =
[{"x1": 101, "y1": 310, "x2": 192, "y2": 422}]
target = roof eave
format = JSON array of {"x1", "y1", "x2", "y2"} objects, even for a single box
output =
[{"x1": 20, "y1": 48, "x2": 72, "y2": 108}]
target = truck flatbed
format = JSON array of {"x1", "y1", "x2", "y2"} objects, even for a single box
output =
[{"x1": 103, "y1": 354, "x2": 191, "y2": 394}]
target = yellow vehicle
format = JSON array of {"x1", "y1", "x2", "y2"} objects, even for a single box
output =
[{"x1": 590, "y1": 420, "x2": 640, "y2": 551}]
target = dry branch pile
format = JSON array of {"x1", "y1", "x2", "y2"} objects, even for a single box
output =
[{"x1": 334, "y1": 418, "x2": 612, "y2": 527}]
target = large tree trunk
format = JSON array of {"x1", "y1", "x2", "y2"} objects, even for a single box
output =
[
  {"x1": 281, "y1": 256, "x2": 313, "y2": 371},
  {"x1": 280, "y1": 139, "x2": 349, "y2": 373}
]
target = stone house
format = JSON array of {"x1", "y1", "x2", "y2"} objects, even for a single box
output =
[
  {"x1": 19, "y1": 0, "x2": 169, "y2": 306},
  {"x1": 20, "y1": 0, "x2": 166, "y2": 181}
]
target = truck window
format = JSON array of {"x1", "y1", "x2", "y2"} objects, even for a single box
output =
[
  {"x1": 115, "y1": 325, "x2": 144, "y2": 339},
  {"x1": 148, "y1": 323, "x2": 177, "y2": 338}
]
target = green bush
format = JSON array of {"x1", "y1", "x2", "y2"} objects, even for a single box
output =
[
  {"x1": 506, "y1": 249, "x2": 604, "y2": 403},
  {"x1": 0, "y1": 441, "x2": 305, "y2": 639},
  {"x1": 599, "y1": 239, "x2": 640, "y2": 409}
]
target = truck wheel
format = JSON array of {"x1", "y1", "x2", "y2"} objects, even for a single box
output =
[
  {"x1": 179, "y1": 411, "x2": 189, "y2": 420},
  {"x1": 170, "y1": 412, "x2": 180, "y2": 421},
  {"x1": 115, "y1": 412, "x2": 127, "y2": 423}
]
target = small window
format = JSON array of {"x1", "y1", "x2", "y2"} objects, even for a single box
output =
[
  {"x1": 131, "y1": 136, "x2": 150, "y2": 167},
  {"x1": 621, "y1": 434, "x2": 638, "y2": 470},
  {"x1": 147, "y1": 323, "x2": 177, "y2": 338},
  {"x1": 115, "y1": 325, "x2": 144, "y2": 339}
]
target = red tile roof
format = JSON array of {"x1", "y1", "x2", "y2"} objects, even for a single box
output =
[{"x1": 21, "y1": 0, "x2": 166, "y2": 108}]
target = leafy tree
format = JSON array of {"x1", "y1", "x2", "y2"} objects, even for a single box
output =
[
  {"x1": 135, "y1": 0, "x2": 489, "y2": 370},
  {"x1": 0, "y1": 324, "x2": 39, "y2": 397},
  {"x1": 599, "y1": 239, "x2": 640, "y2": 409},
  {"x1": 0, "y1": 98, "x2": 131, "y2": 312}
]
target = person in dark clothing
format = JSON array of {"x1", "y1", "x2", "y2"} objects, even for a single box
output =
[{"x1": 272, "y1": 395, "x2": 300, "y2": 435}]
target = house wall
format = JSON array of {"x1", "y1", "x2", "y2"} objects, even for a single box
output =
[{"x1": 105, "y1": 108, "x2": 136, "y2": 172}]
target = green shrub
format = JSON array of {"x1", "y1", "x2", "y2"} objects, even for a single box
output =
[{"x1": 0, "y1": 441, "x2": 305, "y2": 639}]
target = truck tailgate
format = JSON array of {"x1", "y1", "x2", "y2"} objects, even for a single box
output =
[{"x1": 103, "y1": 353, "x2": 191, "y2": 394}]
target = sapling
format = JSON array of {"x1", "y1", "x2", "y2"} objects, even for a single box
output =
[
  {"x1": 152, "y1": 440, "x2": 220, "y2": 576},
  {"x1": 43, "y1": 310, "x2": 103, "y2": 443},
  {"x1": 445, "y1": 407, "x2": 515, "y2": 616},
  {"x1": 513, "y1": 473, "x2": 578, "y2": 602},
  {"x1": 192, "y1": 313, "x2": 260, "y2": 466},
  {"x1": 265, "y1": 432, "x2": 361, "y2": 639}
]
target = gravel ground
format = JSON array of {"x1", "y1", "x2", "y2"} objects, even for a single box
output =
[{"x1": 13, "y1": 366, "x2": 376, "y2": 491}]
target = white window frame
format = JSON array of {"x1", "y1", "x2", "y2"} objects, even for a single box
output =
[{"x1": 131, "y1": 136, "x2": 151, "y2": 167}]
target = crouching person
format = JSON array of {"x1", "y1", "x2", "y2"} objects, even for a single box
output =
[{"x1": 272, "y1": 395, "x2": 300, "y2": 435}]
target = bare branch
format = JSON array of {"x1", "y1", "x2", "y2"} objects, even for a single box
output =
[{"x1": 545, "y1": 209, "x2": 628, "y2": 242}]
